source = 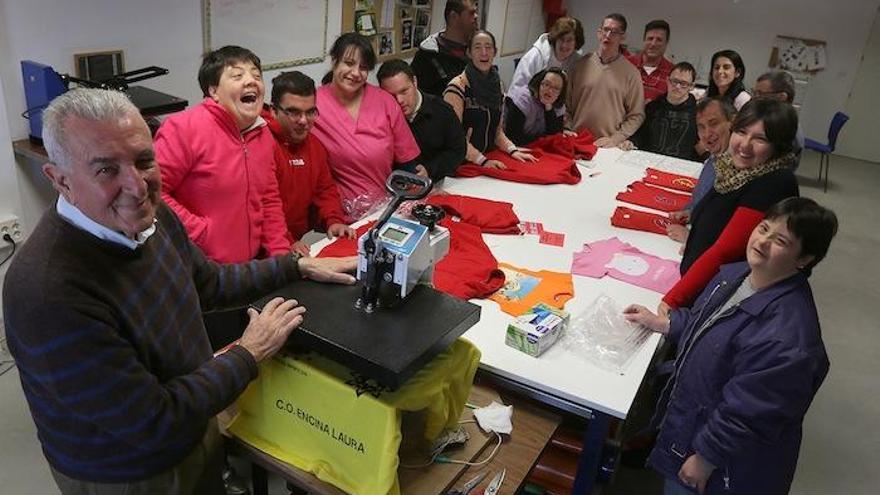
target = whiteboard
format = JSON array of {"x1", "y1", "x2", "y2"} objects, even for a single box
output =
[
  {"x1": 500, "y1": 0, "x2": 536, "y2": 56},
  {"x1": 202, "y1": 0, "x2": 329, "y2": 70}
]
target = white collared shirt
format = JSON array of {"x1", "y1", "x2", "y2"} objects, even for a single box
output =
[
  {"x1": 407, "y1": 90, "x2": 424, "y2": 123},
  {"x1": 56, "y1": 196, "x2": 157, "y2": 250}
]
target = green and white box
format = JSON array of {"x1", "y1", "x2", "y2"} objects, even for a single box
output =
[{"x1": 505, "y1": 303, "x2": 569, "y2": 357}]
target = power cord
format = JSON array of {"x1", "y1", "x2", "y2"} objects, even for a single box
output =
[
  {"x1": 1, "y1": 233, "x2": 16, "y2": 267},
  {"x1": 399, "y1": 413, "x2": 504, "y2": 469}
]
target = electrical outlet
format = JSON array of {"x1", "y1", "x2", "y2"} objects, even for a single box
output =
[{"x1": 0, "y1": 214, "x2": 24, "y2": 243}]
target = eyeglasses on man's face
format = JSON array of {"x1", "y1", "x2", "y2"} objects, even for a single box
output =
[
  {"x1": 598, "y1": 27, "x2": 625, "y2": 37},
  {"x1": 668, "y1": 78, "x2": 694, "y2": 89},
  {"x1": 752, "y1": 89, "x2": 785, "y2": 98},
  {"x1": 276, "y1": 106, "x2": 319, "y2": 120}
]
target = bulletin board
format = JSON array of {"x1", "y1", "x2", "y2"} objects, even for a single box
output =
[
  {"x1": 341, "y1": 0, "x2": 434, "y2": 62},
  {"x1": 202, "y1": 0, "x2": 329, "y2": 70},
  {"x1": 768, "y1": 35, "x2": 828, "y2": 73}
]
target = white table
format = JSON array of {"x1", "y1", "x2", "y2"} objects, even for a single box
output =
[
  {"x1": 441, "y1": 148, "x2": 701, "y2": 419},
  {"x1": 438, "y1": 147, "x2": 702, "y2": 492},
  {"x1": 313, "y1": 147, "x2": 702, "y2": 492}
]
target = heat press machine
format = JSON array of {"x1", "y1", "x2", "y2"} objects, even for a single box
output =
[
  {"x1": 21, "y1": 60, "x2": 188, "y2": 143},
  {"x1": 253, "y1": 171, "x2": 481, "y2": 389},
  {"x1": 356, "y1": 171, "x2": 450, "y2": 312}
]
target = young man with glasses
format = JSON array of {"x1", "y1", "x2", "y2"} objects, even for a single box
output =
[
  {"x1": 567, "y1": 13, "x2": 645, "y2": 148},
  {"x1": 621, "y1": 62, "x2": 699, "y2": 160},
  {"x1": 263, "y1": 71, "x2": 354, "y2": 256},
  {"x1": 626, "y1": 20, "x2": 674, "y2": 102}
]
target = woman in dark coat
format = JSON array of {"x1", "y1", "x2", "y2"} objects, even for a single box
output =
[{"x1": 625, "y1": 197, "x2": 838, "y2": 495}]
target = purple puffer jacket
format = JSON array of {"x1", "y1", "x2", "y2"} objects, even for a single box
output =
[{"x1": 648, "y1": 262, "x2": 829, "y2": 494}]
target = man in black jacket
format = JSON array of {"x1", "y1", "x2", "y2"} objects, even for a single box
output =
[
  {"x1": 410, "y1": 0, "x2": 478, "y2": 96},
  {"x1": 379, "y1": 59, "x2": 467, "y2": 182}
]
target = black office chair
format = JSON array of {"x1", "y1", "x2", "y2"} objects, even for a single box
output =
[{"x1": 804, "y1": 112, "x2": 849, "y2": 192}]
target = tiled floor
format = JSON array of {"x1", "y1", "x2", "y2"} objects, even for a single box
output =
[{"x1": 1, "y1": 150, "x2": 878, "y2": 494}]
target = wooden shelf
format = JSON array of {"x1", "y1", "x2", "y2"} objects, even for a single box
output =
[{"x1": 12, "y1": 139, "x2": 48, "y2": 162}]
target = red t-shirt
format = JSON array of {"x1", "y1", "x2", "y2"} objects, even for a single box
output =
[
  {"x1": 454, "y1": 130, "x2": 595, "y2": 185},
  {"x1": 643, "y1": 167, "x2": 699, "y2": 193},
  {"x1": 616, "y1": 181, "x2": 692, "y2": 212},
  {"x1": 426, "y1": 194, "x2": 521, "y2": 234},
  {"x1": 611, "y1": 206, "x2": 683, "y2": 235}
]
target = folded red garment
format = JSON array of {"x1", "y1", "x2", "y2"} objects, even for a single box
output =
[
  {"x1": 611, "y1": 206, "x2": 684, "y2": 235},
  {"x1": 456, "y1": 148, "x2": 582, "y2": 185},
  {"x1": 426, "y1": 194, "x2": 521, "y2": 234},
  {"x1": 643, "y1": 167, "x2": 699, "y2": 192},
  {"x1": 616, "y1": 181, "x2": 692, "y2": 213},
  {"x1": 528, "y1": 130, "x2": 598, "y2": 160},
  {"x1": 434, "y1": 218, "x2": 505, "y2": 300},
  {"x1": 317, "y1": 219, "x2": 504, "y2": 300}
]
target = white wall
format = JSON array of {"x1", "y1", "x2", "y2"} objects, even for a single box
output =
[
  {"x1": 0, "y1": 0, "x2": 347, "y2": 142},
  {"x1": 567, "y1": 0, "x2": 880, "y2": 140},
  {"x1": 0, "y1": 10, "x2": 26, "y2": 330}
]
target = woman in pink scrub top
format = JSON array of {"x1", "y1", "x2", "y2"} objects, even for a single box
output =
[{"x1": 311, "y1": 33, "x2": 422, "y2": 220}]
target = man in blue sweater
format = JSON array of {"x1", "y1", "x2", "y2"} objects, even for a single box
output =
[{"x1": 2, "y1": 88, "x2": 356, "y2": 495}]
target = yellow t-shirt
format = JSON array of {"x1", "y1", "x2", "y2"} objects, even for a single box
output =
[{"x1": 490, "y1": 263, "x2": 575, "y2": 316}]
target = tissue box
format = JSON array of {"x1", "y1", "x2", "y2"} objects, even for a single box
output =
[{"x1": 505, "y1": 303, "x2": 569, "y2": 357}]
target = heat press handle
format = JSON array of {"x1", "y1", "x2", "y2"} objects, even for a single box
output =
[{"x1": 374, "y1": 170, "x2": 433, "y2": 230}]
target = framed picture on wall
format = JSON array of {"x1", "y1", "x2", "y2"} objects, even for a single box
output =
[
  {"x1": 401, "y1": 20, "x2": 413, "y2": 50},
  {"x1": 379, "y1": 31, "x2": 395, "y2": 55},
  {"x1": 415, "y1": 8, "x2": 430, "y2": 28},
  {"x1": 356, "y1": 11, "x2": 377, "y2": 36}
]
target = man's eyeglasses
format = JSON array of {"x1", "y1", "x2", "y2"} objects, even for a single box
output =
[
  {"x1": 752, "y1": 89, "x2": 785, "y2": 98},
  {"x1": 668, "y1": 78, "x2": 694, "y2": 89},
  {"x1": 598, "y1": 27, "x2": 625, "y2": 37},
  {"x1": 276, "y1": 106, "x2": 319, "y2": 120}
]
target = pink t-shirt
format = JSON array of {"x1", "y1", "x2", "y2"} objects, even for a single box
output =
[
  {"x1": 572, "y1": 237, "x2": 680, "y2": 293},
  {"x1": 312, "y1": 84, "x2": 420, "y2": 210}
]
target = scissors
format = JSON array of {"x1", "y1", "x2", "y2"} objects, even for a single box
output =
[
  {"x1": 478, "y1": 469, "x2": 506, "y2": 495},
  {"x1": 445, "y1": 471, "x2": 487, "y2": 495}
]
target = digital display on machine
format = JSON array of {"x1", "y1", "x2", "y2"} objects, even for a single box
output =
[{"x1": 382, "y1": 226, "x2": 410, "y2": 243}]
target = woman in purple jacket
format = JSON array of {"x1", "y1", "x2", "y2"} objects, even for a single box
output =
[{"x1": 625, "y1": 197, "x2": 838, "y2": 495}]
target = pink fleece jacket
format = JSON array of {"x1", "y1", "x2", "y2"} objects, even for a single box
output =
[{"x1": 155, "y1": 98, "x2": 291, "y2": 263}]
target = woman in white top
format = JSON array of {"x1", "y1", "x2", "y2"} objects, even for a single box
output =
[{"x1": 509, "y1": 17, "x2": 584, "y2": 93}]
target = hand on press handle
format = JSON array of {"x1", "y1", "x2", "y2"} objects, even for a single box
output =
[{"x1": 239, "y1": 297, "x2": 305, "y2": 363}]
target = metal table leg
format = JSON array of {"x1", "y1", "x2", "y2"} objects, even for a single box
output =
[{"x1": 571, "y1": 411, "x2": 612, "y2": 494}]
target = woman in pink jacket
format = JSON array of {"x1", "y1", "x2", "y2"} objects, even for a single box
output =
[{"x1": 155, "y1": 45, "x2": 291, "y2": 264}]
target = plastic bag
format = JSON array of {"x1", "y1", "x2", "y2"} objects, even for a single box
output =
[
  {"x1": 343, "y1": 189, "x2": 392, "y2": 222},
  {"x1": 561, "y1": 294, "x2": 652, "y2": 374}
]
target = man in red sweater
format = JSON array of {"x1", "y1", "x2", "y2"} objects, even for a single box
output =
[
  {"x1": 264, "y1": 71, "x2": 354, "y2": 256},
  {"x1": 625, "y1": 20, "x2": 674, "y2": 102}
]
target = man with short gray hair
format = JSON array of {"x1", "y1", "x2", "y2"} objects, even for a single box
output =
[{"x1": 3, "y1": 88, "x2": 355, "y2": 495}]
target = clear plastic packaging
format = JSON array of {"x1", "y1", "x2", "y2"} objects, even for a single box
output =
[
  {"x1": 561, "y1": 294, "x2": 652, "y2": 374},
  {"x1": 342, "y1": 189, "x2": 392, "y2": 222}
]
